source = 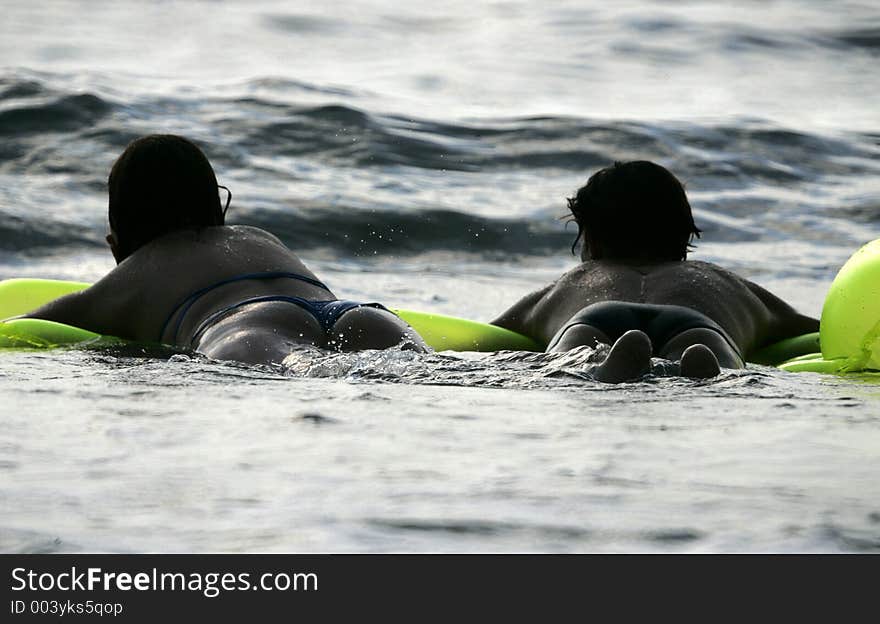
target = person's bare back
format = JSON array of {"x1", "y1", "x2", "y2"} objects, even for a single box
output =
[
  {"x1": 492, "y1": 161, "x2": 818, "y2": 381},
  {"x1": 496, "y1": 259, "x2": 816, "y2": 356}
]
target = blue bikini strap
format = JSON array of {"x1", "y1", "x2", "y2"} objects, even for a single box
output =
[{"x1": 160, "y1": 271, "x2": 330, "y2": 343}]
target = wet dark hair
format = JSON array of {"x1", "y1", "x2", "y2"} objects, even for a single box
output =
[
  {"x1": 108, "y1": 134, "x2": 224, "y2": 260},
  {"x1": 567, "y1": 160, "x2": 701, "y2": 261}
]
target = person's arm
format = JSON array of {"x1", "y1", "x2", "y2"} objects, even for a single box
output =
[
  {"x1": 24, "y1": 289, "x2": 97, "y2": 328},
  {"x1": 490, "y1": 283, "x2": 553, "y2": 337},
  {"x1": 745, "y1": 280, "x2": 820, "y2": 342},
  {"x1": 22, "y1": 281, "x2": 127, "y2": 337}
]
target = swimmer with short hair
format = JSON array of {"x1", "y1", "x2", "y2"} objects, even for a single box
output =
[
  {"x1": 25, "y1": 134, "x2": 426, "y2": 364},
  {"x1": 491, "y1": 161, "x2": 818, "y2": 382}
]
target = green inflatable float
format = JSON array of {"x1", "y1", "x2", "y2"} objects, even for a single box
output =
[
  {"x1": 1, "y1": 238, "x2": 878, "y2": 376},
  {"x1": 776, "y1": 238, "x2": 880, "y2": 375}
]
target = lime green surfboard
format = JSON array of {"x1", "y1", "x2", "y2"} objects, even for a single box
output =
[
  {"x1": 0, "y1": 278, "x2": 540, "y2": 352},
  {"x1": 0, "y1": 276, "x2": 855, "y2": 369},
  {"x1": 393, "y1": 309, "x2": 541, "y2": 352}
]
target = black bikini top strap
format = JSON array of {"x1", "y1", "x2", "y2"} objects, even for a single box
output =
[{"x1": 159, "y1": 271, "x2": 331, "y2": 343}]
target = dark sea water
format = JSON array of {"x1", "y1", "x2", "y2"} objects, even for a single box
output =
[{"x1": 1, "y1": 0, "x2": 879, "y2": 552}]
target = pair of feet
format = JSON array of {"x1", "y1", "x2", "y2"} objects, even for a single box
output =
[{"x1": 592, "y1": 329, "x2": 721, "y2": 383}]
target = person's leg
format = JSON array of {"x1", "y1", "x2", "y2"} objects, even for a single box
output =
[
  {"x1": 678, "y1": 343, "x2": 721, "y2": 378},
  {"x1": 659, "y1": 327, "x2": 744, "y2": 371},
  {"x1": 547, "y1": 303, "x2": 652, "y2": 382},
  {"x1": 641, "y1": 305, "x2": 744, "y2": 378},
  {"x1": 548, "y1": 302, "x2": 742, "y2": 381},
  {"x1": 591, "y1": 329, "x2": 653, "y2": 383},
  {"x1": 329, "y1": 306, "x2": 428, "y2": 352}
]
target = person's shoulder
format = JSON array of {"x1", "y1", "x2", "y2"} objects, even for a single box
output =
[
  {"x1": 678, "y1": 260, "x2": 798, "y2": 315},
  {"x1": 227, "y1": 224, "x2": 270, "y2": 236},
  {"x1": 676, "y1": 259, "x2": 730, "y2": 273},
  {"x1": 672, "y1": 259, "x2": 745, "y2": 281},
  {"x1": 552, "y1": 259, "x2": 653, "y2": 290},
  {"x1": 226, "y1": 225, "x2": 287, "y2": 246},
  {"x1": 163, "y1": 225, "x2": 288, "y2": 250},
  {"x1": 549, "y1": 262, "x2": 600, "y2": 290},
  {"x1": 557, "y1": 259, "x2": 607, "y2": 279}
]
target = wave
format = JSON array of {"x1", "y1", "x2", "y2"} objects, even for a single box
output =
[
  {"x1": 2, "y1": 76, "x2": 875, "y2": 178},
  {"x1": 0, "y1": 202, "x2": 572, "y2": 257},
  {"x1": 0, "y1": 198, "x2": 765, "y2": 257},
  {"x1": 0, "y1": 214, "x2": 100, "y2": 254},
  {"x1": 830, "y1": 27, "x2": 880, "y2": 53},
  {"x1": 0, "y1": 74, "x2": 877, "y2": 260},
  {"x1": 243, "y1": 206, "x2": 571, "y2": 256},
  {"x1": 0, "y1": 91, "x2": 113, "y2": 138}
]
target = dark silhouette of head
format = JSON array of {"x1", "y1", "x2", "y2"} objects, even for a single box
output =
[
  {"x1": 107, "y1": 134, "x2": 224, "y2": 262},
  {"x1": 567, "y1": 161, "x2": 701, "y2": 262}
]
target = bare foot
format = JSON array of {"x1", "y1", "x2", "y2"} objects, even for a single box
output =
[
  {"x1": 679, "y1": 344, "x2": 720, "y2": 379},
  {"x1": 592, "y1": 330, "x2": 652, "y2": 383}
]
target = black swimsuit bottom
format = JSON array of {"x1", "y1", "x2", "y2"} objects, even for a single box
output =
[{"x1": 548, "y1": 301, "x2": 742, "y2": 357}]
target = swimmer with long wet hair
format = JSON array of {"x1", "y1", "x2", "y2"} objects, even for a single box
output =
[
  {"x1": 491, "y1": 160, "x2": 818, "y2": 382},
  {"x1": 24, "y1": 134, "x2": 426, "y2": 364}
]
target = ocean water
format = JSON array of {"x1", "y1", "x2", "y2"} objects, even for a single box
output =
[{"x1": 1, "y1": 0, "x2": 879, "y2": 552}]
